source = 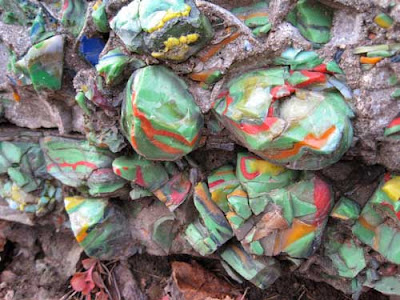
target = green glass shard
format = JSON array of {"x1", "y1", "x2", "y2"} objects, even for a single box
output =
[
  {"x1": 287, "y1": 0, "x2": 333, "y2": 44},
  {"x1": 330, "y1": 197, "x2": 361, "y2": 221}
]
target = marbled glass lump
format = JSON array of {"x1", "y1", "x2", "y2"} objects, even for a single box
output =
[
  {"x1": 40, "y1": 136, "x2": 126, "y2": 196},
  {"x1": 112, "y1": 154, "x2": 191, "y2": 211},
  {"x1": 213, "y1": 54, "x2": 354, "y2": 170},
  {"x1": 110, "y1": 0, "x2": 214, "y2": 61},
  {"x1": 65, "y1": 196, "x2": 133, "y2": 260},
  {"x1": 121, "y1": 65, "x2": 204, "y2": 161}
]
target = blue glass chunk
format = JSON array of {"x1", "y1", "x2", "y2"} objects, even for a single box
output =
[{"x1": 79, "y1": 35, "x2": 106, "y2": 66}]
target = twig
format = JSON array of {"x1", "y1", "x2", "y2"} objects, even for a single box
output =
[
  {"x1": 306, "y1": 293, "x2": 317, "y2": 300},
  {"x1": 264, "y1": 295, "x2": 280, "y2": 300},
  {"x1": 130, "y1": 268, "x2": 164, "y2": 279},
  {"x1": 195, "y1": 0, "x2": 261, "y2": 47},
  {"x1": 111, "y1": 269, "x2": 122, "y2": 300},
  {"x1": 297, "y1": 285, "x2": 308, "y2": 300},
  {"x1": 240, "y1": 287, "x2": 249, "y2": 300},
  {"x1": 298, "y1": 289, "x2": 306, "y2": 300},
  {"x1": 60, "y1": 290, "x2": 77, "y2": 300}
]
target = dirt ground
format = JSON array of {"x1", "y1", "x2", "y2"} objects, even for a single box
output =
[
  {"x1": 0, "y1": 223, "x2": 390, "y2": 300},
  {"x1": 129, "y1": 253, "x2": 389, "y2": 300}
]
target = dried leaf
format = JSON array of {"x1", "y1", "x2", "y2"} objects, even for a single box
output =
[
  {"x1": 95, "y1": 290, "x2": 109, "y2": 300},
  {"x1": 70, "y1": 267, "x2": 96, "y2": 296},
  {"x1": 71, "y1": 272, "x2": 88, "y2": 292},
  {"x1": 92, "y1": 271, "x2": 106, "y2": 289},
  {"x1": 253, "y1": 209, "x2": 288, "y2": 241},
  {"x1": 97, "y1": 263, "x2": 107, "y2": 275},
  {"x1": 82, "y1": 258, "x2": 98, "y2": 270},
  {"x1": 83, "y1": 266, "x2": 96, "y2": 295},
  {"x1": 170, "y1": 261, "x2": 239, "y2": 300}
]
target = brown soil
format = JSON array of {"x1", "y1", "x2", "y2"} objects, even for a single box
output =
[{"x1": 0, "y1": 224, "x2": 389, "y2": 300}]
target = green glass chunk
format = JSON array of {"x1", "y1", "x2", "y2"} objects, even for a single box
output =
[
  {"x1": 330, "y1": 197, "x2": 361, "y2": 221},
  {"x1": 325, "y1": 227, "x2": 366, "y2": 278},
  {"x1": 205, "y1": 70, "x2": 223, "y2": 84},
  {"x1": 231, "y1": 2, "x2": 271, "y2": 37},
  {"x1": 92, "y1": 0, "x2": 109, "y2": 33},
  {"x1": 207, "y1": 165, "x2": 240, "y2": 213},
  {"x1": 366, "y1": 50, "x2": 393, "y2": 58},
  {"x1": 391, "y1": 88, "x2": 400, "y2": 99},
  {"x1": 0, "y1": 141, "x2": 23, "y2": 167},
  {"x1": 364, "y1": 270, "x2": 400, "y2": 295},
  {"x1": 249, "y1": 195, "x2": 269, "y2": 215},
  {"x1": 388, "y1": 75, "x2": 399, "y2": 86},
  {"x1": 226, "y1": 212, "x2": 245, "y2": 229},
  {"x1": 213, "y1": 65, "x2": 354, "y2": 170},
  {"x1": 129, "y1": 185, "x2": 152, "y2": 200},
  {"x1": 185, "y1": 221, "x2": 217, "y2": 256},
  {"x1": 65, "y1": 196, "x2": 133, "y2": 260},
  {"x1": 96, "y1": 48, "x2": 130, "y2": 85},
  {"x1": 15, "y1": 35, "x2": 64, "y2": 91},
  {"x1": 40, "y1": 136, "x2": 125, "y2": 196},
  {"x1": 288, "y1": 71, "x2": 310, "y2": 86},
  {"x1": 7, "y1": 167, "x2": 33, "y2": 191},
  {"x1": 374, "y1": 13, "x2": 394, "y2": 29},
  {"x1": 112, "y1": 155, "x2": 168, "y2": 191},
  {"x1": 30, "y1": 11, "x2": 46, "y2": 43},
  {"x1": 283, "y1": 230, "x2": 316, "y2": 258},
  {"x1": 326, "y1": 61, "x2": 344, "y2": 74},
  {"x1": 87, "y1": 169, "x2": 126, "y2": 196},
  {"x1": 152, "y1": 215, "x2": 177, "y2": 253},
  {"x1": 75, "y1": 92, "x2": 90, "y2": 115},
  {"x1": 275, "y1": 48, "x2": 323, "y2": 70},
  {"x1": 113, "y1": 155, "x2": 190, "y2": 210},
  {"x1": 61, "y1": 0, "x2": 87, "y2": 36},
  {"x1": 352, "y1": 175, "x2": 400, "y2": 264},
  {"x1": 109, "y1": 1, "x2": 143, "y2": 52},
  {"x1": 287, "y1": 0, "x2": 333, "y2": 44},
  {"x1": 185, "y1": 182, "x2": 233, "y2": 255},
  {"x1": 252, "y1": 23, "x2": 271, "y2": 36},
  {"x1": 220, "y1": 243, "x2": 281, "y2": 289},
  {"x1": 121, "y1": 66, "x2": 203, "y2": 160},
  {"x1": 111, "y1": 0, "x2": 214, "y2": 61},
  {"x1": 236, "y1": 153, "x2": 298, "y2": 199},
  {"x1": 250, "y1": 240, "x2": 264, "y2": 255},
  {"x1": 227, "y1": 186, "x2": 252, "y2": 220},
  {"x1": 353, "y1": 44, "x2": 400, "y2": 54}
]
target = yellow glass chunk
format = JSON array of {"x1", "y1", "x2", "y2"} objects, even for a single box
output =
[
  {"x1": 65, "y1": 196, "x2": 85, "y2": 211},
  {"x1": 374, "y1": 13, "x2": 394, "y2": 29},
  {"x1": 382, "y1": 176, "x2": 400, "y2": 202},
  {"x1": 248, "y1": 159, "x2": 285, "y2": 176},
  {"x1": 151, "y1": 33, "x2": 199, "y2": 60},
  {"x1": 148, "y1": 4, "x2": 191, "y2": 33}
]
